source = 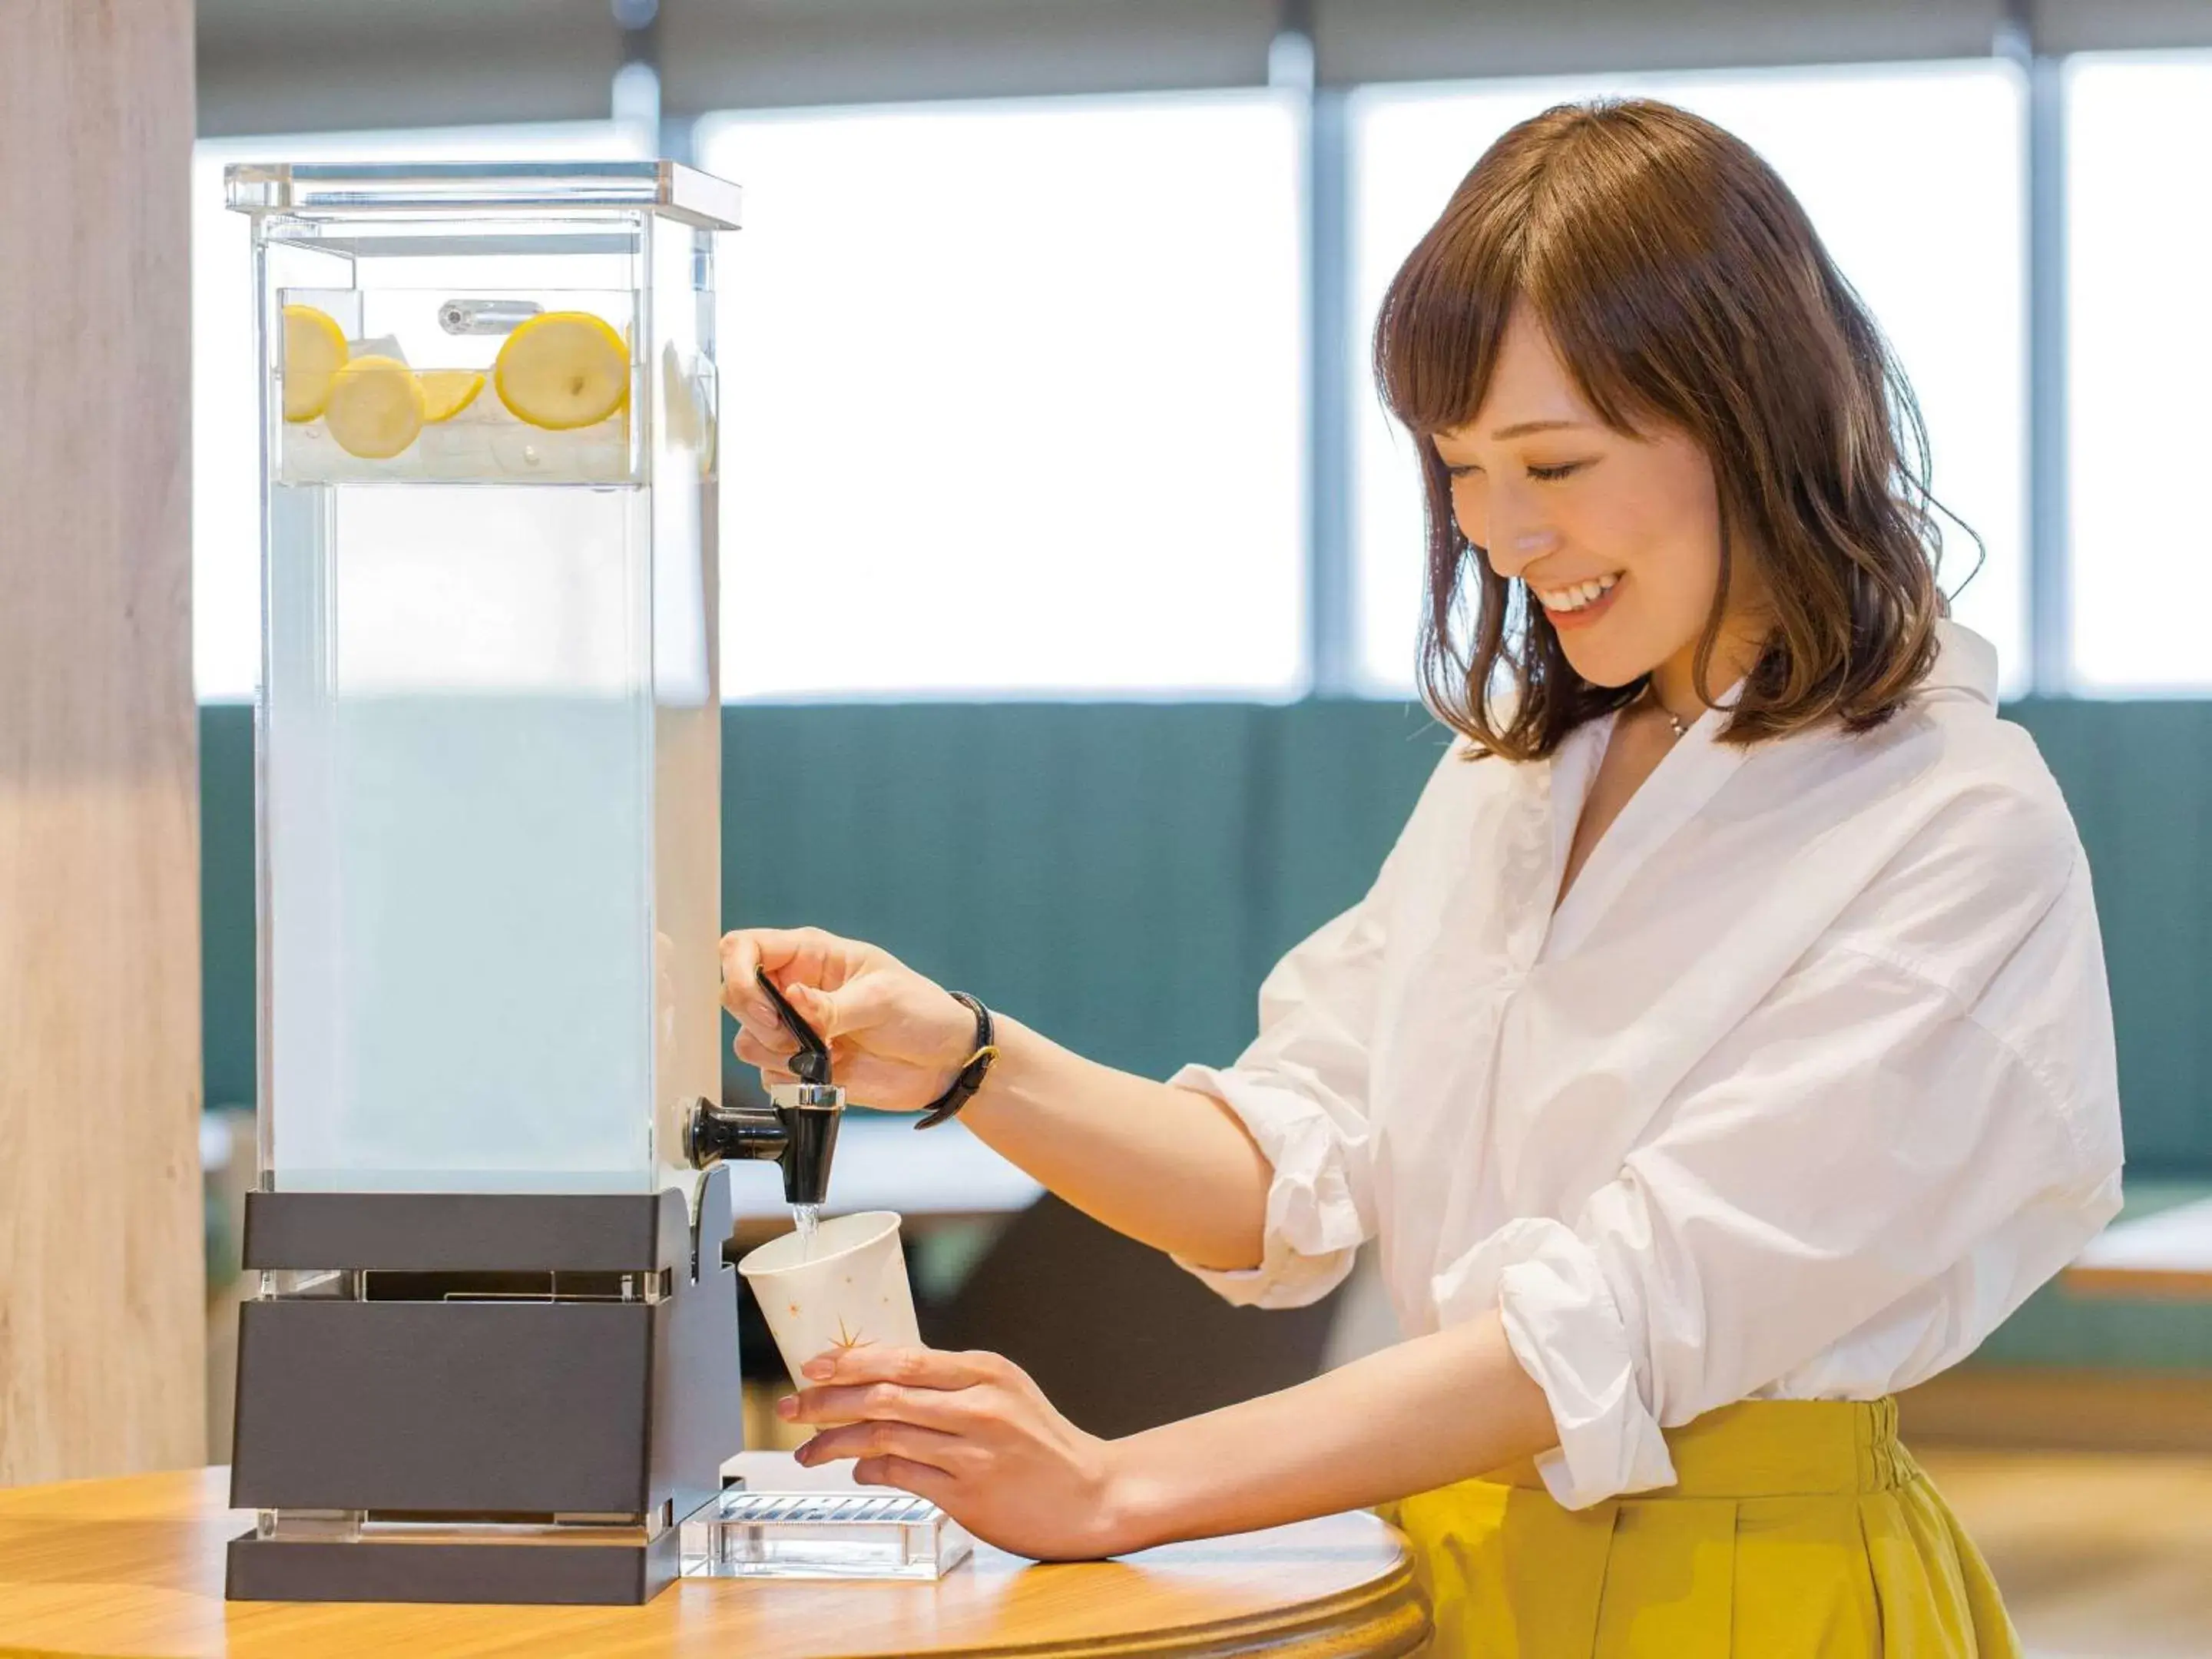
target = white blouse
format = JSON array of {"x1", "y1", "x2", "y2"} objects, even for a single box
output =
[{"x1": 1171, "y1": 618, "x2": 2124, "y2": 1510}]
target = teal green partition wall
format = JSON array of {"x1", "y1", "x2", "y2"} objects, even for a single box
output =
[
  {"x1": 719, "y1": 702, "x2": 1277, "y2": 1091},
  {"x1": 2003, "y1": 700, "x2": 2212, "y2": 1174},
  {"x1": 197, "y1": 697, "x2": 2211, "y2": 1159},
  {"x1": 200, "y1": 703, "x2": 255, "y2": 1120},
  {"x1": 197, "y1": 696, "x2": 2212, "y2": 1366},
  {"x1": 198, "y1": 700, "x2": 1453, "y2": 1112}
]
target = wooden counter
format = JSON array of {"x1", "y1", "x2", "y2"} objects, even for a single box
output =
[{"x1": 0, "y1": 1464, "x2": 1428, "y2": 1658}]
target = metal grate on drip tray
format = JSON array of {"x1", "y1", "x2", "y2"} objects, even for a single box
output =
[{"x1": 716, "y1": 1492, "x2": 940, "y2": 1525}]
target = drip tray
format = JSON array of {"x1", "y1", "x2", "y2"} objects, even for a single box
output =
[{"x1": 680, "y1": 1488, "x2": 972, "y2": 1581}]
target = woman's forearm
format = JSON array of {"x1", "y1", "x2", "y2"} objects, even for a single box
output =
[
  {"x1": 955, "y1": 1015, "x2": 1274, "y2": 1272},
  {"x1": 1104, "y1": 1309, "x2": 1560, "y2": 1551},
  {"x1": 722, "y1": 926, "x2": 1273, "y2": 1269}
]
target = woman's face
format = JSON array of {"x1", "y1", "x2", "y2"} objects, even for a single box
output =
[{"x1": 1431, "y1": 304, "x2": 1771, "y2": 695}]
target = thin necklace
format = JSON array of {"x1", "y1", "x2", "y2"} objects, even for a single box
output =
[{"x1": 1644, "y1": 682, "x2": 1687, "y2": 739}]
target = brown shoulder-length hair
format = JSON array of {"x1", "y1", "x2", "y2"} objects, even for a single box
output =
[{"x1": 1373, "y1": 98, "x2": 1972, "y2": 761}]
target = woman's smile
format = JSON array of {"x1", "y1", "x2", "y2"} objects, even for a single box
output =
[{"x1": 1536, "y1": 571, "x2": 1625, "y2": 631}]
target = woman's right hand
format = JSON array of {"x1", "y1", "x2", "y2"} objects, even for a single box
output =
[{"x1": 720, "y1": 926, "x2": 980, "y2": 1114}]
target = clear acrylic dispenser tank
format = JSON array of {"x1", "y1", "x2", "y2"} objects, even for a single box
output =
[{"x1": 227, "y1": 162, "x2": 735, "y2": 1197}]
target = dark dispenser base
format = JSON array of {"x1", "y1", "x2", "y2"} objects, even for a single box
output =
[
  {"x1": 227, "y1": 1527, "x2": 685, "y2": 1607},
  {"x1": 225, "y1": 1165, "x2": 744, "y2": 1607}
]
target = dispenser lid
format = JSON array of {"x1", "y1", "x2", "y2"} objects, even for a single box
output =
[{"x1": 224, "y1": 159, "x2": 743, "y2": 230}]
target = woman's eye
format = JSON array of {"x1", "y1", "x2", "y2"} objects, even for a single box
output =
[{"x1": 1446, "y1": 460, "x2": 1588, "y2": 482}]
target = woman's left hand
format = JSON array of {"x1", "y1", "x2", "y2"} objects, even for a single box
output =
[{"x1": 779, "y1": 1343, "x2": 1142, "y2": 1561}]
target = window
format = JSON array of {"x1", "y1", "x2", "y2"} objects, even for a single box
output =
[
  {"x1": 2065, "y1": 50, "x2": 2212, "y2": 694},
  {"x1": 1349, "y1": 63, "x2": 2028, "y2": 699},
  {"x1": 191, "y1": 122, "x2": 650, "y2": 701},
  {"x1": 697, "y1": 92, "x2": 1305, "y2": 700}
]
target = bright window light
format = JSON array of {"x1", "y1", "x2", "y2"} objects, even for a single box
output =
[
  {"x1": 191, "y1": 122, "x2": 650, "y2": 702},
  {"x1": 697, "y1": 92, "x2": 1306, "y2": 700},
  {"x1": 2066, "y1": 51, "x2": 2212, "y2": 694},
  {"x1": 1349, "y1": 63, "x2": 2027, "y2": 698}
]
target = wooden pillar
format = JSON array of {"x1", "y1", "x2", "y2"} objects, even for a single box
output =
[{"x1": 0, "y1": 1, "x2": 205, "y2": 1485}]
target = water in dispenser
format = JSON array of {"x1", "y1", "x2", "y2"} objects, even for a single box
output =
[{"x1": 235, "y1": 161, "x2": 725, "y2": 1197}]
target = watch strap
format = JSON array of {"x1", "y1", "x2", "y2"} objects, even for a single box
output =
[{"x1": 914, "y1": 992, "x2": 996, "y2": 1131}]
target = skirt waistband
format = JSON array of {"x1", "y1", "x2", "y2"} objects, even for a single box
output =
[{"x1": 1482, "y1": 1397, "x2": 1916, "y2": 1500}]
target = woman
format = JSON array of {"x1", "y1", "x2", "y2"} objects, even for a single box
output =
[{"x1": 721, "y1": 98, "x2": 2122, "y2": 1654}]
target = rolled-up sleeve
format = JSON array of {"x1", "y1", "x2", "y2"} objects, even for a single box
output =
[
  {"x1": 1170, "y1": 894, "x2": 1386, "y2": 1308},
  {"x1": 1435, "y1": 846, "x2": 2124, "y2": 1510},
  {"x1": 1169, "y1": 750, "x2": 1469, "y2": 1309}
]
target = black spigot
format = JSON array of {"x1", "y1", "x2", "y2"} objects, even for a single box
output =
[{"x1": 684, "y1": 968, "x2": 844, "y2": 1205}]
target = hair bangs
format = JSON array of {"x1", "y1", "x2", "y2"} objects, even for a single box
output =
[{"x1": 1373, "y1": 204, "x2": 1522, "y2": 440}]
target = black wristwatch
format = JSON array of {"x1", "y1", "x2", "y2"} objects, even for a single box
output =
[{"x1": 914, "y1": 992, "x2": 996, "y2": 1131}]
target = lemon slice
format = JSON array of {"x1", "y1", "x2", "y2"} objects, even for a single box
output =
[
  {"x1": 419, "y1": 369, "x2": 485, "y2": 423},
  {"x1": 281, "y1": 304, "x2": 349, "y2": 422},
  {"x1": 495, "y1": 312, "x2": 629, "y2": 431},
  {"x1": 323, "y1": 355, "x2": 426, "y2": 459}
]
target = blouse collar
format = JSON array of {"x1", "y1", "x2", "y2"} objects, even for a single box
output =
[{"x1": 1528, "y1": 617, "x2": 1999, "y2": 963}]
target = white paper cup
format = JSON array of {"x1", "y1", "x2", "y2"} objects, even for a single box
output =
[{"x1": 737, "y1": 1210, "x2": 920, "y2": 1397}]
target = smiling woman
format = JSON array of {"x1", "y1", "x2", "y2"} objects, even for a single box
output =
[
  {"x1": 1375, "y1": 98, "x2": 1952, "y2": 763},
  {"x1": 715, "y1": 95, "x2": 2120, "y2": 1659}
]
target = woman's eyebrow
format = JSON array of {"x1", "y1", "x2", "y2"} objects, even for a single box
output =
[
  {"x1": 1488, "y1": 419, "x2": 1588, "y2": 441},
  {"x1": 1434, "y1": 418, "x2": 1591, "y2": 461}
]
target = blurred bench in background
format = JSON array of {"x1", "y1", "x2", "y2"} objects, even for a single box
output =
[{"x1": 2068, "y1": 1194, "x2": 2212, "y2": 1300}]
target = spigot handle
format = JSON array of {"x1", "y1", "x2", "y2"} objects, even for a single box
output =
[{"x1": 756, "y1": 967, "x2": 832, "y2": 1087}]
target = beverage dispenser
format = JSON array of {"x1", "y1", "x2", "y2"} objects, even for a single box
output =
[{"x1": 221, "y1": 160, "x2": 843, "y2": 1606}]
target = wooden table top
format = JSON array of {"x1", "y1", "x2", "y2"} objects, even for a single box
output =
[
  {"x1": 2065, "y1": 1197, "x2": 2212, "y2": 1300},
  {"x1": 0, "y1": 1465, "x2": 1428, "y2": 1659}
]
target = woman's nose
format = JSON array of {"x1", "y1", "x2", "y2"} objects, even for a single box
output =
[{"x1": 1488, "y1": 522, "x2": 1561, "y2": 581}]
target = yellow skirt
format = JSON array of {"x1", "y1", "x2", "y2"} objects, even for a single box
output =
[{"x1": 1376, "y1": 1398, "x2": 2018, "y2": 1657}]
